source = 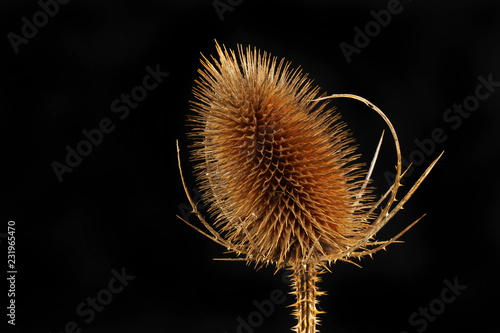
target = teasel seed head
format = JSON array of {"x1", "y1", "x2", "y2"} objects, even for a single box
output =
[{"x1": 188, "y1": 43, "x2": 375, "y2": 269}]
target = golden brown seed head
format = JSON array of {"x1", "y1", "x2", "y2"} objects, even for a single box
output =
[{"x1": 189, "y1": 43, "x2": 374, "y2": 268}]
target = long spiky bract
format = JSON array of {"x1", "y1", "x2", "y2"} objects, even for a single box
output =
[{"x1": 177, "y1": 42, "x2": 442, "y2": 333}]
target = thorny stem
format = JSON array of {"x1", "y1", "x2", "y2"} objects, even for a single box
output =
[{"x1": 290, "y1": 264, "x2": 325, "y2": 333}]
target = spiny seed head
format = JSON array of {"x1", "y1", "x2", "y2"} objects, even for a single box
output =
[{"x1": 189, "y1": 43, "x2": 374, "y2": 269}]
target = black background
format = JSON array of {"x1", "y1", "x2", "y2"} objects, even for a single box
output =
[{"x1": 1, "y1": 0, "x2": 500, "y2": 332}]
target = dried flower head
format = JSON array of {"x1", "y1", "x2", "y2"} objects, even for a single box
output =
[{"x1": 177, "y1": 42, "x2": 442, "y2": 333}]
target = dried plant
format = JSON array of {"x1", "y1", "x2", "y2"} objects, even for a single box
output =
[{"x1": 176, "y1": 42, "x2": 442, "y2": 333}]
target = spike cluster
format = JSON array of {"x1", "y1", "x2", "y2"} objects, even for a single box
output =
[{"x1": 189, "y1": 43, "x2": 374, "y2": 269}]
